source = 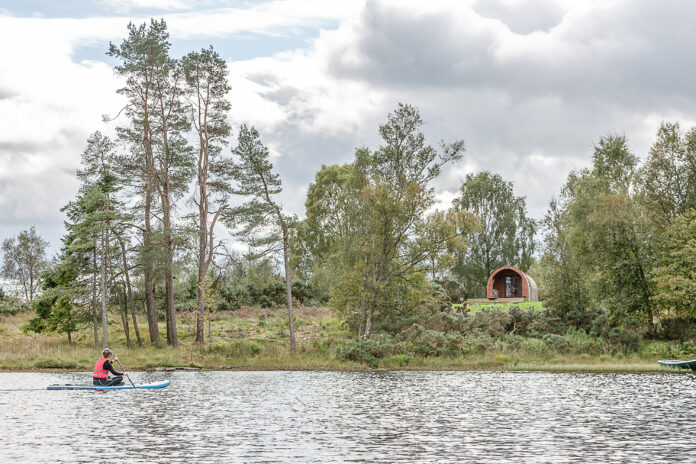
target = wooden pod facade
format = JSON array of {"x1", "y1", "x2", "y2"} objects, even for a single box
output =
[{"x1": 486, "y1": 265, "x2": 539, "y2": 301}]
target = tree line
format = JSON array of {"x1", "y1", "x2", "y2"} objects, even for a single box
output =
[
  {"x1": 1, "y1": 18, "x2": 694, "y2": 351},
  {"x1": 538, "y1": 126, "x2": 696, "y2": 337}
]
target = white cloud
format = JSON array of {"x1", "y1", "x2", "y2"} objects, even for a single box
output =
[{"x1": 2, "y1": 0, "x2": 696, "y2": 253}]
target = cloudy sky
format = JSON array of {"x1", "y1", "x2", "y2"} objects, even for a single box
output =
[{"x1": 1, "y1": 0, "x2": 695, "y2": 255}]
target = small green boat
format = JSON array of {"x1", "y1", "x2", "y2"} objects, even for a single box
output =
[{"x1": 658, "y1": 359, "x2": 696, "y2": 371}]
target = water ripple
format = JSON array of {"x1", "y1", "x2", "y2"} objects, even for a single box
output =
[{"x1": 0, "y1": 371, "x2": 693, "y2": 463}]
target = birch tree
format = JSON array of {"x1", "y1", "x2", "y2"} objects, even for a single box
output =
[
  {"x1": 1, "y1": 227, "x2": 48, "y2": 302},
  {"x1": 453, "y1": 172, "x2": 536, "y2": 298},
  {"x1": 328, "y1": 104, "x2": 470, "y2": 337}
]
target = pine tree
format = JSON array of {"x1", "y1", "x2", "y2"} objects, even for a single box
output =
[
  {"x1": 182, "y1": 46, "x2": 233, "y2": 343},
  {"x1": 232, "y1": 125, "x2": 297, "y2": 348}
]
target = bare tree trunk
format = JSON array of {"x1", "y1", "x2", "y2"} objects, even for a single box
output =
[
  {"x1": 143, "y1": 188, "x2": 159, "y2": 345},
  {"x1": 364, "y1": 311, "x2": 372, "y2": 338},
  {"x1": 165, "y1": 262, "x2": 177, "y2": 346},
  {"x1": 91, "y1": 248, "x2": 99, "y2": 349},
  {"x1": 196, "y1": 273, "x2": 207, "y2": 343},
  {"x1": 359, "y1": 298, "x2": 367, "y2": 338},
  {"x1": 117, "y1": 284, "x2": 131, "y2": 346},
  {"x1": 196, "y1": 183, "x2": 208, "y2": 344},
  {"x1": 100, "y1": 228, "x2": 108, "y2": 349},
  {"x1": 117, "y1": 235, "x2": 141, "y2": 345},
  {"x1": 161, "y1": 190, "x2": 178, "y2": 347},
  {"x1": 282, "y1": 226, "x2": 296, "y2": 349}
]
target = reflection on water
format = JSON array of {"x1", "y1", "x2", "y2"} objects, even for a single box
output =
[{"x1": 0, "y1": 370, "x2": 693, "y2": 463}]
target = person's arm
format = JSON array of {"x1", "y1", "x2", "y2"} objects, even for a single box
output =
[{"x1": 103, "y1": 360, "x2": 124, "y2": 376}]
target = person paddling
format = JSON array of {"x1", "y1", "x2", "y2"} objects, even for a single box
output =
[{"x1": 93, "y1": 348, "x2": 128, "y2": 386}]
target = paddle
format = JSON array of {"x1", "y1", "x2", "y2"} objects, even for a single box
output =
[{"x1": 112, "y1": 353, "x2": 136, "y2": 388}]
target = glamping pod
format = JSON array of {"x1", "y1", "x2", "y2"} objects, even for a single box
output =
[{"x1": 486, "y1": 265, "x2": 538, "y2": 301}]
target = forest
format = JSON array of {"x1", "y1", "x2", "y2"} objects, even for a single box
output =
[{"x1": 1, "y1": 19, "x2": 695, "y2": 370}]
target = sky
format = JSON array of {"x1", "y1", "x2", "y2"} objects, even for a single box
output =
[{"x1": 1, "y1": 0, "x2": 695, "y2": 256}]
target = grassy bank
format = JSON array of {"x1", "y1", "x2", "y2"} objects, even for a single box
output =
[{"x1": 0, "y1": 307, "x2": 679, "y2": 373}]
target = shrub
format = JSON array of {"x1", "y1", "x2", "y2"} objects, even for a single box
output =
[
  {"x1": 641, "y1": 341, "x2": 681, "y2": 359},
  {"x1": 0, "y1": 300, "x2": 32, "y2": 315},
  {"x1": 520, "y1": 338, "x2": 547, "y2": 356},
  {"x1": 206, "y1": 339, "x2": 262, "y2": 357},
  {"x1": 411, "y1": 330, "x2": 464, "y2": 357},
  {"x1": 338, "y1": 335, "x2": 393, "y2": 367},
  {"x1": 460, "y1": 332, "x2": 495, "y2": 355},
  {"x1": 383, "y1": 354, "x2": 411, "y2": 367},
  {"x1": 542, "y1": 333, "x2": 568, "y2": 352},
  {"x1": 658, "y1": 318, "x2": 696, "y2": 341},
  {"x1": 495, "y1": 333, "x2": 525, "y2": 351},
  {"x1": 258, "y1": 295, "x2": 275, "y2": 309},
  {"x1": 564, "y1": 329, "x2": 603, "y2": 355},
  {"x1": 34, "y1": 359, "x2": 80, "y2": 369}
]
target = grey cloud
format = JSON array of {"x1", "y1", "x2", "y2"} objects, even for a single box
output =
[
  {"x1": 327, "y1": 0, "x2": 696, "y2": 109},
  {"x1": 254, "y1": 0, "x2": 696, "y2": 222},
  {"x1": 247, "y1": 72, "x2": 280, "y2": 87},
  {"x1": 0, "y1": 87, "x2": 17, "y2": 100},
  {"x1": 0, "y1": 140, "x2": 48, "y2": 155},
  {"x1": 262, "y1": 86, "x2": 302, "y2": 107},
  {"x1": 472, "y1": 0, "x2": 566, "y2": 34}
]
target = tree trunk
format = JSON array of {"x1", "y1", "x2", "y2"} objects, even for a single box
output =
[
  {"x1": 162, "y1": 193, "x2": 178, "y2": 347},
  {"x1": 196, "y1": 275, "x2": 207, "y2": 344},
  {"x1": 91, "y1": 249, "x2": 99, "y2": 349},
  {"x1": 143, "y1": 188, "x2": 159, "y2": 345},
  {"x1": 282, "y1": 226, "x2": 296, "y2": 349},
  {"x1": 165, "y1": 263, "x2": 177, "y2": 347},
  {"x1": 359, "y1": 297, "x2": 367, "y2": 338},
  {"x1": 196, "y1": 179, "x2": 208, "y2": 344},
  {"x1": 117, "y1": 235, "x2": 141, "y2": 345},
  {"x1": 100, "y1": 228, "x2": 108, "y2": 349},
  {"x1": 364, "y1": 310, "x2": 372, "y2": 338},
  {"x1": 118, "y1": 285, "x2": 131, "y2": 346}
]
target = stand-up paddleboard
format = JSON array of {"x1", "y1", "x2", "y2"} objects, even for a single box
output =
[
  {"x1": 658, "y1": 359, "x2": 696, "y2": 371},
  {"x1": 47, "y1": 380, "x2": 170, "y2": 390}
]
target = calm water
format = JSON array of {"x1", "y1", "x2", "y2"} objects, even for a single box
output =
[{"x1": 0, "y1": 370, "x2": 693, "y2": 463}]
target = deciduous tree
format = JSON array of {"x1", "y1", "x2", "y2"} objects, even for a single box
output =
[
  {"x1": 1, "y1": 226, "x2": 48, "y2": 302},
  {"x1": 453, "y1": 172, "x2": 536, "y2": 298}
]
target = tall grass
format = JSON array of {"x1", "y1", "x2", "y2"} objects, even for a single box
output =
[{"x1": 0, "y1": 308, "x2": 672, "y2": 373}]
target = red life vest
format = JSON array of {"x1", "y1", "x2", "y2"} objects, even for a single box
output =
[{"x1": 93, "y1": 357, "x2": 109, "y2": 379}]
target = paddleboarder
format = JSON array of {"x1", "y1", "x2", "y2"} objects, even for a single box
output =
[{"x1": 93, "y1": 348, "x2": 128, "y2": 386}]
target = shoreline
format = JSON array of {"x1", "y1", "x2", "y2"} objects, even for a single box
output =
[
  {"x1": 0, "y1": 361, "x2": 678, "y2": 374},
  {"x1": 0, "y1": 309, "x2": 686, "y2": 375}
]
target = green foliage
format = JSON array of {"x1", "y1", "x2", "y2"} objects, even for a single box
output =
[
  {"x1": 322, "y1": 104, "x2": 471, "y2": 336},
  {"x1": 206, "y1": 339, "x2": 262, "y2": 357},
  {"x1": 539, "y1": 134, "x2": 657, "y2": 332},
  {"x1": 217, "y1": 258, "x2": 290, "y2": 309},
  {"x1": 453, "y1": 171, "x2": 536, "y2": 298},
  {"x1": 1, "y1": 226, "x2": 49, "y2": 302},
  {"x1": 0, "y1": 300, "x2": 31, "y2": 315},
  {"x1": 338, "y1": 334, "x2": 394, "y2": 367},
  {"x1": 542, "y1": 334, "x2": 568, "y2": 352},
  {"x1": 654, "y1": 209, "x2": 696, "y2": 318},
  {"x1": 24, "y1": 259, "x2": 87, "y2": 342}
]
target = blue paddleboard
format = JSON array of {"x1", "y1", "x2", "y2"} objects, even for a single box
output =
[{"x1": 47, "y1": 380, "x2": 171, "y2": 390}]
